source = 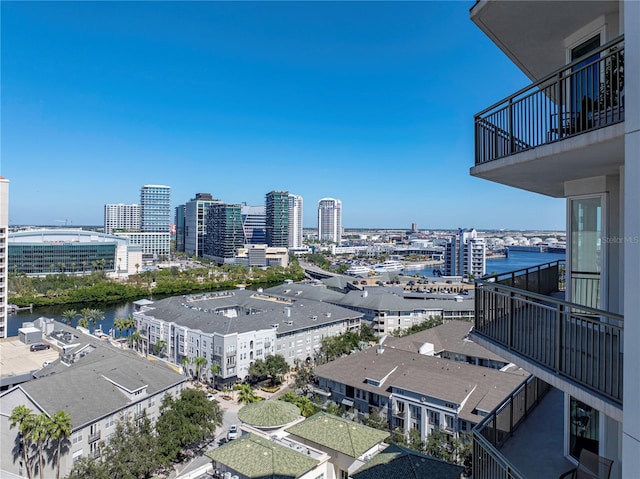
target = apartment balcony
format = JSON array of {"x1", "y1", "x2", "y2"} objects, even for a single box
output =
[
  {"x1": 473, "y1": 378, "x2": 573, "y2": 479},
  {"x1": 88, "y1": 431, "x2": 101, "y2": 443},
  {"x1": 472, "y1": 261, "x2": 623, "y2": 420},
  {"x1": 471, "y1": 37, "x2": 624, "y2": 197}
]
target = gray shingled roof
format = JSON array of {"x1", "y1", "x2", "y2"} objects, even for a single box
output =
[
  {"x1": 383, "y1": 320, "x2": 506, "y2": 363},
  {"x1": 352, "y1": 444, "x2": 463, "y2": 479},
  {"x1": 19, "y1": 326, "x2": 185, "y2": 429},
  {"x1": 139, "y1": 289, "x2": 363, "y2": 335},
  {"x1": 313, "y1": 345, "x2": 527, "y2": 423}
]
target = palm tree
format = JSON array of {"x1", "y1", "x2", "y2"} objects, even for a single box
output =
[
  {"x1": 9, "y1": 405, "x2": 36, "y2": 479},
  {"x1": 31, "y1": 414, "x2": 50, "y2": 479},
  {"x1": 61, "y1": 310, "x2": 77, "y2": 327},
  {"x1": 47, "y1": 411, "x2": 72, "y2": 479},
  {"x1": 113, "y1": 317, "x2": 128, "y2": 338},
  {"x1": 152, "y1": 339, "x2": 167, "y2": 357},
  {"x1": 181, "y1": 357, "x2": 192, "y2": 378},
  {"x1": 128, "y1": 331, "x2": 142, "y2": 353},
  {"x1": 88, "y1": 308, "x2": 104, "y2": 333},
  {"x1": 80, "y1": 308, "x2": 92, "y2": 330},
  {"x1": 193, "y1": 356, "x2": 208, "y2": 382},
  {"x1": 210, "y1": 363, "x2": 220, "y2": 389},
  {"x1": 237, "y1": 384, "x2": 258, "y2": 405},
  {"x1": 77, "y1": 317, "x2": 89, "y2": 329}
]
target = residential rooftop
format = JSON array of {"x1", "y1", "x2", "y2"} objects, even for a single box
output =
[
  {"x1": 285, "y1": 412, "x2": 389, "y2": 458},
  {"x1": 352, "y1": 443, "x2": 463, "y2": 479},
  {"x1": 238, "y1": 400, "x2": 302, "y2": 428},
  {"x1": 206, "y1": 432, "x2": 319, "y2": 479},
  {"x1": 136, "y1": 289, "x2": 363, "y2": 335}
]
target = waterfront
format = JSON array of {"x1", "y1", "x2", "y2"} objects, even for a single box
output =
[
  {"x1": 405, "y1": 250, "x2": 566, "y2": 277},
  {"x1": 7, "y1": 251, "x2": 566, "y2": 337}
]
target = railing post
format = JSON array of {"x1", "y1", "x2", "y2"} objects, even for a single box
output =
[
  {"x1": 508, "y1": 97, "x2": 514, "y2": 154},
  {"x1": 556, "y1": 303, "x2": 563, "y2": 374},
  {"x1": 509, "y1": 291, "x2": 514, "y2": 350}
]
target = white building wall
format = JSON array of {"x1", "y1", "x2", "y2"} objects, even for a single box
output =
[{"x1": 0, "y1": 178, "x2": 8, "y2": 338}]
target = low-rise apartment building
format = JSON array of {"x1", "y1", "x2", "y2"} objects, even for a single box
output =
[
  {"x1": 134, "y1": 288, "x2": 363, "y2": 383},
  {"x1": 314, "y1": 334, "x2": 526, "y2": 442},
  {"x1": 0, "y1": 321, "x2": 186, "y2": 478}
]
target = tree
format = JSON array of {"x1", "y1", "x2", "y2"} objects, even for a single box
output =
[
  {"x1": 113, "y1": 317, "x2": 128, "y2": 338},
  {"x1": 210, "y1": 363, "x2": 220, "y2": 389},
  {"x1": 193, "y1": 356, "x2": 208, "y2": 382},
  {"x1": 280, "y1": 392, "x2": 319, "y2": 418},
  {"x1": 293, "y1": 359, "x2": 316, "y2": 392},
  {"x1": 47, "y1": 410, "x2": 72, "y2": 479},
  {"x1": 236, "y1": 384, "x2": 258, "y2": 405},
  {"x1": 128, "y1": 331, "x2": 142, "y2": 353},
  {"x1": 181, "y1": 357, "x2": 191, "y2": 377},
  {"x1": 324, "y1": 401, "x2": 343, "y2": 418},
  {"x1": 31, "y1": 413, "x2": 50, "y2": 479},
  {"x1": 359, "y1": 324, "x2": 377, "y2": 343},
  {"x1": 89, "y1": 308, "x2": 104, "y2": 333},
  {"x1": 247, "y1": 359, "x2": 267, "y2": 383},
  {"x1": 79, "y1": 308, "x2": 92, "y2": 330},
  {"x1": 155, "y1": 389, "x2": 223, "y2": 463},
  {"x1": 9, "y1": 405, "x2": 36, "y2": 479},
  {"x1": 264, "y1": 354, "x2": 289, "y2": 386},
  {"x1": 365, "y1": 408, "x2": 389, "y2": 431},
  {"x1": 152, "y1": 339, "x2": 167, "y2": 357},
  {"x1": 61, "y1": 309, "x2": 77, "y2": 327}
]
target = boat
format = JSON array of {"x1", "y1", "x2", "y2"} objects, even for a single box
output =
[
  {"x1": 403, "y1": 263, "x2": 426, "y2": 271},
  {"x1": 372, "y1": 260, "x2": 405, "y2": 273},
  {"x1": 345, "y1": 264, "x2": 373, "y2": 276}
]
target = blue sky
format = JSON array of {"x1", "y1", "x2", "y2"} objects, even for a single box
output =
[{"x1": 1, "y1": 1, "x2": 565, "y2": 230}]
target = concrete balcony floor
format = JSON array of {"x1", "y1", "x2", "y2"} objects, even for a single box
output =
[{"x1": 500, "y1": 387, "x2": 574, "y2": 478}]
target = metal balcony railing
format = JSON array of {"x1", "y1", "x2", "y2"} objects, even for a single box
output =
[
  {"x1": 88, "y1": 431, "x2": 101, "y2": 443},
  {"x1": 475, "y1": 262, "x2": 623, "y2": 404},
  {"x1": 472, "y1": 376, "x2": 550, "y2": 479},
  {"x1": 475, "y1": 36, "x2": 624, "y2": 165}
]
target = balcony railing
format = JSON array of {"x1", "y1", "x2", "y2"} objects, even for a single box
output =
[
  {"x1": 475, "y1": 36, "x2": 624, "y2": 165},
  {"x1": 475, "y1": 262, "x2": 623, "y2": 404},
  {"x1": 88, "y1": 431, "x2": 101, "y2": 443},
  {"x1": 472, "y1": 376, "x2": 550, "y2": 479}
]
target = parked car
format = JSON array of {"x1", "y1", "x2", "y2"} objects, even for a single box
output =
[
  {"x1": 30, "y1": 343, "x2": 50, "y2": 352},
  {"x1": 206, "y1": 393, "x2": 216, "y2": 401},
  {"x1": 227, "y1": 425, "x2": 239, "y2": 440}
]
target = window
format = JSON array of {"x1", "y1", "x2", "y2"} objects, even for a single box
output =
[
  {"x1": 72, "y1": 450, "x2": 83, "y2": 464},
  {"x1": 428, "y1": 410, "x2": 440, "y2": 426},
  {"x1": 105, "y1": 415, "x2": 115, "y2": 428},
  {"x1": 72, "y1": 431, "x2": 83, "y2": 444}
]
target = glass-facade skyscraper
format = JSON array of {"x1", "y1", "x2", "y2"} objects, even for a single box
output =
[
  {"x1": 265, "y1": 191, "x2": 289, "y2": 248},
  {"x1": 140, "y1": 185, "x2": 171, "y2": 233}
]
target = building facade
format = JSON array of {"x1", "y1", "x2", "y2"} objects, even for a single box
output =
[
  {"x1": 8, "y1": 229, "x2": 141, "y2": 276},
  {"x1": 174, "y1": 204, "x2": 186, "y2": 253},
  {"x1": 0, "y1": 177, "x2": 8, "y2": 338},
  {"x1": 265, "y1": 190, "x2": 289, "y2": 248},
  {"x1": 184, "y1": 193, "x2": 220, "y2": 257},
  {"x1": 288, "y1": 194, "x2": 304, "y2": 249},
  {"x1": 241, "y1": 204, "x2": 266, "y2": 244},
  {"x1": 140, "y1": 184, "x2": 171, "y2": 233},
  {"x1": 103, "y1": 203, "x2": 141, "y2": 235},
  {"x1": 204, "y1": 203, "x2": 244, "y2": 264},
  {"x1": 443, "y1": 228, "x2": 486, "y2": 277},
  {"x1": 467, "y1": 2, "x2": 637, "y2": 478},
  {"x1": 317, "y1": 197, "x2": 342, "y2": 244},
  {"x1": 133, "y1": 288, "x2": 363, "y2": 384}
]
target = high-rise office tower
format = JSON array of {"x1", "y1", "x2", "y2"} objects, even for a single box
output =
[
  {"x1": 241, "y1": 205, "x2": 266, "y2": 245},
  {"x1": 317, "y1": 198, "x2": 342, "y2": 244},
  {"x1": 265, "y1": 191, "x2": 289, "y2": 248},
  {"x1": 140, "y1": 185, "x2": 171, "y2": 233},
  {"x1": 204, "y1": 203, "x2": 244, "y2": 263},
  {"x1": 104, "y1": 203, "x2": 141, "y2": 234},
  {"x1": 288, "y1": 194, "x2": 303, "y2": 249},
  {"x1": 444, "y1": 228, "x2": 486, "y2": 277},
  {"x1": 185, "y1": 193, "x2": 220, "y2": 257},
  {"x1": 174, "y1": 204, "x2": 186, "y2": 253},
  {"x1": 0, "y1": 177, "x2": 8, "y2": 338}
]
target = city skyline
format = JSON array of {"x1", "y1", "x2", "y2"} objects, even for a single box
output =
[{"x1": 2, "y1": 1, "x2": 565, "y2": 230}]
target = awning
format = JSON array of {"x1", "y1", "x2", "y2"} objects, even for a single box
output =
[{"x1": 341, "y1": 398, "x2": 354, "y2": 407}]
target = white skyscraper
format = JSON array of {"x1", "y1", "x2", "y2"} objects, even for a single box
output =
[
  {"x1": 140, "y1": 184, "x2": 171, "y2": 233},
  {"x1": 288, "y1": 194, "x2": 303, "y2": 249},
  {"x1": 444, "y1": 228, "x2": 486, "y2": 277},
  {"x1": 317, "y1": 198, "x2": 342, "y2": 244},
  {"x1": 0, "y1": 177, "x2": 8, "y2": 338},
  {"x1": 104, "y1": 203, "x2": 141, "y2": 234}
]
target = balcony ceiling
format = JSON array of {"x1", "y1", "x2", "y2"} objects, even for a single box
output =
[
  {"x1": 470, "y1": 0, "x2": 620, "y2": 82},
  {"x1": 470, "y1": 124, "x2": 624, "y2": 197}
]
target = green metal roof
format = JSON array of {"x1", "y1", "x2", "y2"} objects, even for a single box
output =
[
  {"x1": 238, "y1": 400, "x2": 302, "y2": 428},
  {"x1": 206, "y1": 433, "x2": 319, "y2": 479},
  {"x1": 352, "y1": 444, "x2": 463, "y2": 479},
  {"x1": 285, "y1": 412, "x2": 389, "y2": 458}
]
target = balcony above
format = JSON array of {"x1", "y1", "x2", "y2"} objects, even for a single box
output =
[
  {"x1": 471, "y1": 261, "x2": 623, "y2": 421},
  {"x1": 470, "y1": 1, "x2": 620, "y2": 82},
  {"x1": 471, "y1": 37, "x2": 624, "y2": 197}
]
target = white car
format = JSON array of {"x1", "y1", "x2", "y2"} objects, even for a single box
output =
[
  {"x1": 227, "y1": 425, "x2": 239, "y2": 440},
  {"x1": 206, "y1": 393, "x2": 215, "y2": 401}
]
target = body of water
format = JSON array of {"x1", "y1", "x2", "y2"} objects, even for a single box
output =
[
  {"x1": 406, "y1": 250, "x2": 566, "y2": 277},
  {"x1": 7, "y1": 301, "x2": 139, "y2": 338}
]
